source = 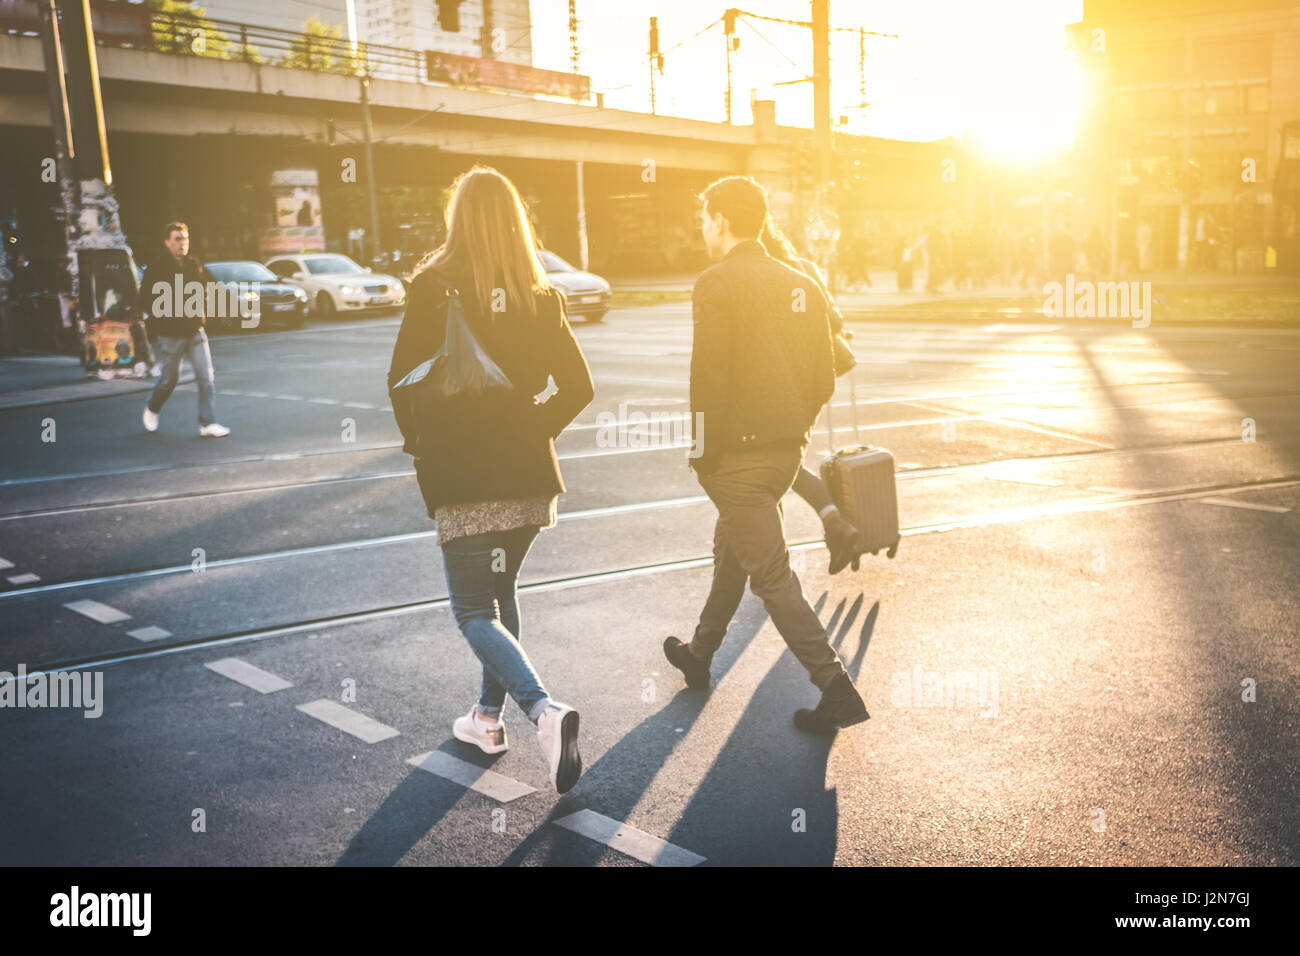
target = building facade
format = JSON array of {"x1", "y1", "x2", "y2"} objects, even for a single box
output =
[{"x1": 1070, "y1": 0, "x2": 1300, "y2": 275}]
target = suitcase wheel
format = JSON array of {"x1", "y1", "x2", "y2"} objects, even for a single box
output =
[{"x1": 886, "y1": 542, "x2": 899, "y2": 559}]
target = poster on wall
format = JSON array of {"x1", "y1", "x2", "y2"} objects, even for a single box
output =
[{"x1": 259, "y1": 169, "x2": 326, "y2": 256}]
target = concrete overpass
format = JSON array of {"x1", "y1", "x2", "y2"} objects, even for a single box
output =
[{"x1": 0, "y1": 26, "x2": 809, "y2": 271}]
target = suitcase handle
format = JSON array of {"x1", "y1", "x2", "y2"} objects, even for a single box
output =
[{"x1": 824, "y1": 357, "x2": 861, "y2": 454}]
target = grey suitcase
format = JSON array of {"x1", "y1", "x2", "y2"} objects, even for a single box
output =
[{"x1": 818, "y1": 368, "x2": 900, "y2": 563}]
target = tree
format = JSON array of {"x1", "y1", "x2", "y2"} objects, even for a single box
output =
[
  {"x1": 281, "y1": 15, "x2": 365, "y2": 75},
  {"x1": 146, "y1": 0, "x2": 250, "y2": 60}
]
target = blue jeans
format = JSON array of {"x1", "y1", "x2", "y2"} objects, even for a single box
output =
[
  {"x1": 148, "y1": 329, "x2": 216, "y2": 425},
  {"x1": 440, "y1": 525, "x2": 549, "y2": 719}
]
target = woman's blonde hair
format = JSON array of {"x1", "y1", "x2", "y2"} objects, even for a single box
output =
[{"x1": 417, "y1": 165, "x2": 550, "y2": 318}]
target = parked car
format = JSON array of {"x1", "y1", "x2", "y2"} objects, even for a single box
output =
[
  {"x1": 204, "y1": 261, "x2": 309, "y2": 331},
  {"x1": 263, "y1": 253, "x2": 405, "y2": 315},
  {"x1": 538, "y1": 249, "x2": 611, "y2": 322}
]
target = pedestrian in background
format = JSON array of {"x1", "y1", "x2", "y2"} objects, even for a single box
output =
[
  {"x1": 759, "y1": 219, "x2": 864, "y2": 575},
  {"x1": 663, "y1": 175, "x2": 869, "y2": 733},
  {"x1": 388, "y1": 166, "x2": 594, "y2": 793},
  {"x1": 138, "y1": 222, "x2": 230, "y2": 437}
]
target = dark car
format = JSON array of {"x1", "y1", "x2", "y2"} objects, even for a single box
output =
[{"x1": 204, "y1": 261, "x2": 310, "y2": 331}]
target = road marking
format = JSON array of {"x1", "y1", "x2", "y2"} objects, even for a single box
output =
[
  {"x1": 1198, "y1": 498, "x2": 1291, "y2": 514},
  {"x1": 243, "y1": 391, "x2": 270, "y2": 398},
  {"x1": 0, "y1": 557, "x2": 13, "y2": 570},
  {"x1": 127, "y1": 626, "x2": 172, "y2": 642},
  {"x1": 205, "y1": 657, "x2": 293, "y2": 693},
  {"x1": 7, "y1": 572, "x2": 39, "y2": 585},
  {"x1": 553, "y1": 809, "x2": 705, "y2": 867},
  {"x1": 342, "y1": 402, "x2": 377, "y2": 410},
  {"x1": 983, "y1": 474, "x2": 1065, "y2": 488},
  {"x1": 407, "y1": 751, "x2": 537, "y2": 802},
  {"x1": 308, "y1": 397, "x2": 340, "y2": 405},
  {"x1": 277, "y1": 394, "x2": 303, "y2": 401},
  {"x1": 64, "y1": 599, "x2": 130, "y2": 623},
  {"x1": 296, "y1": 699, "x2": 399, "y2": 743}
]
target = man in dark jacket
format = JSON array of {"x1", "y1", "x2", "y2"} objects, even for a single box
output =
[
  {"x1": 663, "y1": 176, "x2": 869, "y2": 733},
  {"x1": 139, "y1": 222, "x2": 230, "y2": 437}
]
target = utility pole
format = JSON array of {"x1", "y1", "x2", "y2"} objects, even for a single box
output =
[
  {"x1": 569, "y1": 1, "x2": 580, "y2": 75},
  {"x1": 35, "y1": 0, "x2": 80, "y2": 299},
  {"x1": 811, "y1": 0, "x2": 831, "y2": 188},
  {"x1": 346, "y1": 0, "x2": 382, "y2": 265},
  {"x1": 1179, "y1": 24, "x2": 1192, "y2": 276},
  {"x1": 360, "y1": 76, "x2": 383, "y2": 265},
  {"x1": 723, "y1": 9, "x2": 738, "y2": 124},
  {"x1": 649, "y1": 16, "x2": 661, "y2": 115}
]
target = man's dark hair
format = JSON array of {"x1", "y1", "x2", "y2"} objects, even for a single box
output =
[
  {"x1": 164, "y1": 221, "x2": 188, "y2": 240},
  {"x1": 699, "y1": 176, "x2": 767, "y2": 239}
]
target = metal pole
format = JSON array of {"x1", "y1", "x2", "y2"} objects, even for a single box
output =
[
  {"x1": 812, "y1": 0, "x2": 831, "y2": 187},
  {"x1": 1179, "y1": 25, "x2": 1191, "y2": 275},
  {"x1": 360, "y1": 75, "x2": 382, "y2": 265},
  {"x1": 575, "y1": 160, "x2": 589, "y2": 271},
  {"x1": 35, "y1": 0, "x2": 80, "y2": 298}
]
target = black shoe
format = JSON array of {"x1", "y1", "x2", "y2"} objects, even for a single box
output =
[
  {"x1": 824, "y1": 511, "x2": 861, "y2": 575},
  {"x1": 794, "y1": 673, "x2": 869, "y2": 733},
  {"x1": 663, "y1": 636, "x2": 711, "y2": 689}
]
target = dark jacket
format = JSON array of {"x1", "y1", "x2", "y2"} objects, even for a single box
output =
[
  {"x1": 387, "y1": 265, "x2": 594, "y2": 516},
  {"x1": 137, "y1": 252, "x2": 214, "y2": 339},
  {"x1": 791, "y1": 255, "x2": 845, "y2": 336},
  {"x1": 689, "y1": 239, "x2": 835, "y2": 474}
]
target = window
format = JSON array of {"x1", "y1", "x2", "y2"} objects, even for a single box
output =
[
  {"x1": 268, "y1": 260, "x2": 299, "y2": 278},
  {"x1": 1246, "y1": 85, "x2": 1269, "y2": 113}
]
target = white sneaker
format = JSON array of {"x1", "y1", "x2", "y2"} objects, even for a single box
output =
[
  {"x1": 535, "y1": 701, "x2": 582, "y2": 793},
  {"x1": 149, "y1": 363, "x2": 161, "y2": 378},
  {"x1": 452, "y1": 707, "x2": 508, "y2": 755},
  {"x1": 133, "y1": 361, "x2": 147, "y2": 377},
  {"x1": 143, "y1": 407, "x2": 159, "y2": 432},
  {"x1": 199, "y1": 423, "x2": 231, "y2": 437}
]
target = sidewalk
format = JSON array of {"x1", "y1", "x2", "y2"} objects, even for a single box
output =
[
  {"x1": 0, "y1": 353, "x2": 191, "y2": 410},
  {"x1": 610, "y1": 268, "x2": 1300, "y2": 325}
]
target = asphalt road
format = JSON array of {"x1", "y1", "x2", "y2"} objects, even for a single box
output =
[{"x1": 1, "y1": 305, "x2": 1297, "y2": 866}]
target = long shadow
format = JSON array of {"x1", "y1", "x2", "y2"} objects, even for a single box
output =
[
  {"x1": 335, "y1": 739, "x2": 507, "y2": 866},
  {"x1": 497, "y1": 591, "x2": 834, "y2": 866},
  {"x1": 660, "y1": 596, "x2": 879, "y2": 866},
  {"x1": 1066, "y1": 326, "x2": 1300, "y2": 863}
]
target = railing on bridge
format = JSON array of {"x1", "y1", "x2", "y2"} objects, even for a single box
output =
[{"x1": 146, "y1": 12, "x2": 427, "y2": 83}]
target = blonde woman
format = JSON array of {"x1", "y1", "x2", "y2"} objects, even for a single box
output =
[{"x1": 387, "y1": 166, "x2": 594, "y2": 793}]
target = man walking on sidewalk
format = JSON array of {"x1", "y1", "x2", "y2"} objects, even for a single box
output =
[
  {"x1": 139, "y1": 222, "x2": 230, "y2": 437},
  {"x1": 662, "y1": 176, "x2": 869, "y2": 733}
]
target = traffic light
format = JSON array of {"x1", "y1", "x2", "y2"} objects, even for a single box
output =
[{"x1": 436, "y1": 0, "x2": 464, "y2": 32}]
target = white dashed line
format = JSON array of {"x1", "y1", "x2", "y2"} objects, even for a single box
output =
[
  {"x1": 308, "y1": 398, "x2": 340, "y2": 405},
  {"x1": 0, "y1": 557, "x2": 13, "y2": 570},
  {"x1": 1198, "y1": 498, "x2": 1291, "y2": 514},
  {"x1": 127, "y1": 626, "x2": 172, "y2": 642},
  {"x1": 553, "y1": 809, "x2": 706, "y2": 867},
  {"x1": 243, "y1": 391, "x2": 270, "y2": 398},
  {"x1": 296, "y1": 699, "x2": 399, "y2": 743},
  {"x1": 205, "y1": 657, "x2": 293, "y2": 693},
  {"x1": 407, "y1": 751, "x2": 537, "y2": 803},
  {"x1": 7, "y1": 573, "x2": 39, "y2": 585},
  {"x1": 277, "y1": 395, "x2": 304, "y2": 401},
  {"x1": 63, "y1": 599, "x2": 131, "y2": 623},
  {"x1": 342, "y1": 402, "x2": 377, "y2": 410}
]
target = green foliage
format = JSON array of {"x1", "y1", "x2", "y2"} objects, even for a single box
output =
[{"x1": 281, "y1": 15, "x2": 366, "y2": 75}]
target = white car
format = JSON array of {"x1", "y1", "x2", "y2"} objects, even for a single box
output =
[
  {"x1": 263, "y1": 253, "x2": 406, "y2": 315},
  {"x1": 538, "y1": 250, "x2": 611, "y2": 322}
]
